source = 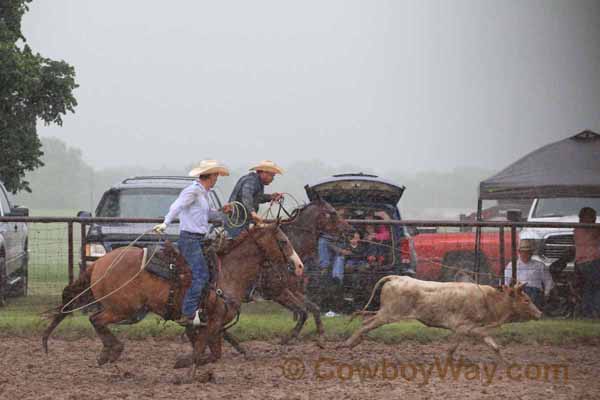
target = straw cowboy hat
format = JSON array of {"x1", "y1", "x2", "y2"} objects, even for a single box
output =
[
  {"x1": 188, "y1": 160, "x2": 230, "y2": 177},
  {"x1": 249, "y1": 160, "x2": 284, "y2": 175},
  {"x1": 518, "y1": 239, "x2": 535, "y2": 252}
]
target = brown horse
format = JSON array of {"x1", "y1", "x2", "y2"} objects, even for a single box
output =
[
  {"x1": 224, "y1": 198, "x2": 351, "y2": 351},
  {"x1": 42, "y1": 224, "x2": 303, "y2": 370}
]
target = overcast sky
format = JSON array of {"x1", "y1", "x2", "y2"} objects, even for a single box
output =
[{"x1": 22, "y1": 0, "x2": 600, "y2": 174}]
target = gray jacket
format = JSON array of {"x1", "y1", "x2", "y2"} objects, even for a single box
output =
[{"x1": 228, "y1": 172, "x2": 273, "y2": 215}]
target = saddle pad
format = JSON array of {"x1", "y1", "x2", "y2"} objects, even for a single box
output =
[{"x1": 144, "y1": 246, "x2": 177, "y2": 281}]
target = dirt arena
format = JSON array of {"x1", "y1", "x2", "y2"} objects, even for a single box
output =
[{"x1": 0, "y1": 337, "x2": 598, "y2": 400}]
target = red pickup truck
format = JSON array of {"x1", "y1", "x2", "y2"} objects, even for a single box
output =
[{"x1": 411, "y1": 230, "x2": 515, "y2": 285}]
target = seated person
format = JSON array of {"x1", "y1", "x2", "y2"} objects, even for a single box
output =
[
  {"x1": 504, "y1": 239, "x2": 553, "y2": 309},
  {"x1": 317, "y1": 234, "x2": 347, "y2": 281},
  {"x1": 364, "y1": 211, "x2": 392, "y2": 266},
  {"x1": 344, "y1": 231, "x2": 368, "y2": 268},
  {"x1": 547, "y1": 247, "x2": 578, "y2": 317}
]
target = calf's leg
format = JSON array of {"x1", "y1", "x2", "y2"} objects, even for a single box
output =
[
  {"x1": 341, "y1": 313, "x2": 390, "y2": 349},
  {"x1": 469, "y1": 327, "x2": 506, "y2": 363}
]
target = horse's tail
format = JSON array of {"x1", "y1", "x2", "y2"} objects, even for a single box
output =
[{"x1": 42, "y1": 265, "x2": 95, "y2": 354}]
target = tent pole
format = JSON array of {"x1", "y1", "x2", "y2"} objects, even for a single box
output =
[{"x1": 474, "y1": 198, "x2": 482, "y2": 283}]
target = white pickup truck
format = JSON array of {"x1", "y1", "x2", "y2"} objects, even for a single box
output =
[
  {"x1": 0, "y1": 182, "x2": 29, "y2": 305},
  {"x1": 519, "y1": 197, "x2": 600, "y2": 267}
]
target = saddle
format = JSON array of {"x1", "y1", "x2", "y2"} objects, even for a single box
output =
[{"x1": 143, "y1": 242, "x2": 192, "y2": 321}]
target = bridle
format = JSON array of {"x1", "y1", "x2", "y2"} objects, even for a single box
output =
[{"x1": 249, "y1": 225, "x2": 291, "y2": 268}]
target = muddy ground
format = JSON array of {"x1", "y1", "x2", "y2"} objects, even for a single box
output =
[{"x1": 0, "y1": 336, "x2": 598, "y2": 400}]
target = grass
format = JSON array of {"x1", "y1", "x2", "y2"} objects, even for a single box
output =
[{"x1": 2, "y1": 298, "x2": 600, "y2": 346}]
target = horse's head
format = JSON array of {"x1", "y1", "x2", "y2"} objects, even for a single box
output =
[
  {"x1": 251, "y1": 224, "x2": 304, "y2": 277},
  {"x1": 306, "y1": 198, "x2": 352, "y2": 237}
]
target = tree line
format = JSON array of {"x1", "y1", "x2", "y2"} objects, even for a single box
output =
[{"x1": 12, "y1": 137, "x2": 494, "y2": 218}]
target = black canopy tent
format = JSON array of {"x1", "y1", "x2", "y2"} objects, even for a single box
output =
[
  {"x1": 474, "y1": 130, "x2": 600, "y2": 283},
  {"x1": 479, "y1": 130, "x2": 600, "y2": 201}
]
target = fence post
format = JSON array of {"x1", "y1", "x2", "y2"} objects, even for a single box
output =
[
  {"x1": 511, "y1": 225, "x2": 517, "y2": 285},
  {"x1": 499, "y1": 226, "x2": 505, "y2": 285},
  {"x1": 80, "y1": 222, "x2": 87, "y2": 277},
  {"x1": 67, "y1": 222, "x2": 74, "y2": 284},
  {"x1": 474, "y1": 199, "x2": 483, "y2": 284}
]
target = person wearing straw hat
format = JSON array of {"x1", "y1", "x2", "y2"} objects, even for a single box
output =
[
  {"x1": 153, "y1": 160, "x2": 232, "y2": 326},
  {"x1": 226, "y1": 160, "x2": 284, "y2": 238},
  {"x1": 504, "y1": 239, "x2": 553, "y2": 310}
]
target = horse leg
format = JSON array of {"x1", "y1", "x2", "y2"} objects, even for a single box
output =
[
  {"x1": 223, "y1": 331, "x2": 247, "y2": 356},
  {"x1": 89, "y1": 310, "x2": 126, "y2": 365},
  {"x1": 302, "y1": 295, "x2": 325, "y2": 348},
  {"x1": 174, "y1": 329, "x2": 243, "y2": 370},
  {"x1": 189, "y1": 319, "x2": 223, "y2": 381},
  {"x1": 173, "y1": 326, "x2": 198, "y2": 369},
  {"x1": 275, "y1": 289, "x2": 308, "y2": 345},
  {"x1": 207, "y1": 331, "x2": 223, "y2": 363}
]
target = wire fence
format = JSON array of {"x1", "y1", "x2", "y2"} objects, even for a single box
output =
[{"x1": 0, "y1": 217, "x2": 589, "y2": 316}]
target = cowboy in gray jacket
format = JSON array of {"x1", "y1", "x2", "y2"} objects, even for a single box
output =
[{"x1": 227, "y1": 160, "x2": 284, "y2": 237}]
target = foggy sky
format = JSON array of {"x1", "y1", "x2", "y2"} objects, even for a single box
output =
[{"x1": 22, "y1": 0, "x2": 600, "y2": 174}]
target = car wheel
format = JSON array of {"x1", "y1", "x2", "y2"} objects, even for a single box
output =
[
  {"x1": 13, "y1": 257, "x2": 28, "y2": 297},
  {"x1": 0, "y1": 255, "x2": 6, "y2": 307}
]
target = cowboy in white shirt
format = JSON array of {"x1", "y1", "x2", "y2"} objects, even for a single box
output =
[
  {"x1": 505, "y1": 239, "x2": 553, "y2": 309},
  {"x1": 153, "y1": 160, "x2": 232, "y2": 326}
]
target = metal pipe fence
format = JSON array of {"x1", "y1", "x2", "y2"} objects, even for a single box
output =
[{"x1": 0, "y1": 216, "x2": 591, "y2": 316}]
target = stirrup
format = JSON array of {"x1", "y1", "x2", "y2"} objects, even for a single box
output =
[{"x1": 192, "y1": 309, "x2": 208, "y2": 326}]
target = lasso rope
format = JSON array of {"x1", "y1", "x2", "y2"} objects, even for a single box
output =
[
  {"x1": 260, "y1": 192, "x2": 302, "y2": 221},
  {"x1": 226, "y1": 201, "x2": 248, "y2": 228},
  {"x1": 60, "y1": 229, "x2": 161, "y2": 314}
]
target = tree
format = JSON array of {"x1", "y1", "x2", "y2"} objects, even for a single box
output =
[{"x1": 0, "y1": 0, "x2": 78, "y2": 193}]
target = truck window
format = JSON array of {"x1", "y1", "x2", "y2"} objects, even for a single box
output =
[
  {"x1": 532, "y1": 197, "x2": 600, "y2": 218},
  {"x1": 96, "y1": 188, "x2": 182, "y2": 218}
]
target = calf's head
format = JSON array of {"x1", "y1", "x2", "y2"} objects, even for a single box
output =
[{"x1": 500, "y1": 282, "x2": 543, "y2": 322}]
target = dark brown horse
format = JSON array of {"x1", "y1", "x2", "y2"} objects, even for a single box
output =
[
  {"x1": 42, "y1": 224, "x2": 303, "y2": 371},
  {"x1": 225, "y1": 198, "x2": 351, "y2": 351}
]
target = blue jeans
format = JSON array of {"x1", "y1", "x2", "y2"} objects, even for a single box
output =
[
  {"x1": 318, "y1": 236, "x2": 332, "y2": 269},
  {"x1": 178, "y1": 231, "x2": 210, "y2": 317},
  {"x1": 332, "y1": 256, "x2": 345, "y2": 280},
  {"x1": 579, "y1": 260, "x2": 600, "y2": 318},
  {"x1": 523, "y1": 287, "x2": 543, "y2": 310},
  {"x1": 319, "y1": 236, "x2": 345, "y2": 280}
]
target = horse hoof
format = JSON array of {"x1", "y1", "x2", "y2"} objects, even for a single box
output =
[
  {"x1": 108, "y1": 343, "x2": 124, "y2": 363},
  {"x1": 97, "y1": 352, "x2": 110, "y2": 366},
  {"x1": 280, "y1": 337, "x2": 293, "y2": 346},
  {"x1": 196, "y1": 370, "x2": 215, "y2": 383},
  {"x1": 174, "y1": 354, "x2": 194, "y2": 369}
]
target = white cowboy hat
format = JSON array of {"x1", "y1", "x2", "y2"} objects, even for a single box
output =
[
  {"x1": 518, "y1": 239, "x2": 535, "y2": 252},
  {"x1": 249, "y1": 160, "x2": 284, "y2": 175},
  {"x1": 188, "y1": 160, "x2": 230, "y2": 177}
]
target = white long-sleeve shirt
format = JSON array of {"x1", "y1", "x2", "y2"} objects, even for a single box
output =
[
  {"x1": 504, "y1": 258, "x2": 554, "y2": 295},
  {"x1": 163, "y1": 181, "x2": 222, "y2": 234}
]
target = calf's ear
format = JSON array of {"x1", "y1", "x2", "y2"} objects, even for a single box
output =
[{"x1": 515, "y1": 281, "x2": 527, "y2": 292}]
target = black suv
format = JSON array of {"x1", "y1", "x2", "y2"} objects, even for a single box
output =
[
  {"x1": 79, "y1": 176, "x2": 222, "y2": 269},
  {"x1": 305, "y1": 173, "x2": 417, "y2": 311}
]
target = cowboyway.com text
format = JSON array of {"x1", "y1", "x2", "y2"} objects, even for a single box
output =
[{"x1": 278, "y1": 356, "x2": 569, "y2": 385}]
